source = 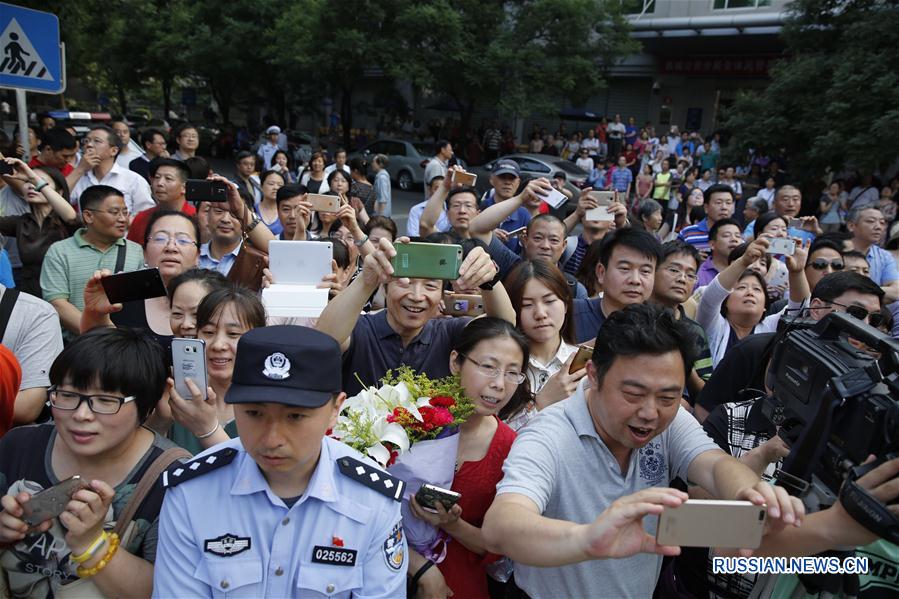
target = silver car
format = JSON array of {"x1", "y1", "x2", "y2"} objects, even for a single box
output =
[
  {"x1": 471, "y1": 153, "x2": 589, "y2": 198},
  {"x1": 349, "y1": 139, "x2": 438, "y2": 191}
]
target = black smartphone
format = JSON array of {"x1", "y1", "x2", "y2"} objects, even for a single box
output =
[
  {"x1": 0, "y1": 162, "x2": 14, "y2": 176},
  {"x1": 23, "y1": 476, "x2": 90, "y2": 527},
  {"x1": 185, "y1": 179, "x2": 229, "y2": 202},
  {"x1": 101, "y1": 268, "x2": 167, "y2": 304},
  {"x1": 415, "y1": 484, "x2": 461, "y2": 513}
]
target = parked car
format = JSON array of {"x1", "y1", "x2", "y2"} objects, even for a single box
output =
[
  {"x1": 349, "y1": 139, "x2": 472, "y2": 191},
  {"x1": 470, "y1": 153, "x2": 589, "y2": 199}
]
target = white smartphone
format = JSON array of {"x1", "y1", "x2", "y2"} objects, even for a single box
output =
[
  {"x1": 542, "y1": 187, "x2": 569, "y2": 209},
  {"x1": 268, "y1": 240, "x2": 334, "y2": 285},
  {"x1": 171, "y1": 338, "x2": 207, "y2": 401},
  {"x1": 656, "y1": 499, "x2": 767, "y2": 549},
  {"x1": 586, "y1": 190, "x2": 615, "y2": 221},
  {"x1": 765, "y1": 238, "x2": 796, "y2": 256}
]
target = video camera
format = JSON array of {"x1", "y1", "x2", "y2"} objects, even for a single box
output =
[{"x1": 764, "y1": 311, "x2": 899, "y2": 542}]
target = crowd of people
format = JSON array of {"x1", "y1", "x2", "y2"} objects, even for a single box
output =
[{"x1": 0, "y1": 114, "x2": 897, "y2": 599}]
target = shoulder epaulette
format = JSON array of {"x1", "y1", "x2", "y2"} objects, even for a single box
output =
[
  {"x1": 337, "y1": 456, "x2": 404, "y2": 502},
  {"x1": 161, "y1": 447, "x2": 239, "y2": 488}
]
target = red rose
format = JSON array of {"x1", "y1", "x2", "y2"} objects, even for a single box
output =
[
  {"x1": 430, "y1": 407, "x2": 454, "y2": 427},
  {"x1": 430, "y1": 396, "x2": 456, "y2": 408}
]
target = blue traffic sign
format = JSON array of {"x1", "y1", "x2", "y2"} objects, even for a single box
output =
[{"x1": 0, "y1": 3, "x2": 64, "y2": 93}]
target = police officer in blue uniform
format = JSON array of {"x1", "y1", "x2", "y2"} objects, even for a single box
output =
[{"x1": 152, "y1": 326, "x2": 407, "y2": 598}]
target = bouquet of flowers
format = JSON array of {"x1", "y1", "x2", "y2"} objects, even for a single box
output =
[{"x1": 331, "y1": 367, "x2": 473, "y2": 561}]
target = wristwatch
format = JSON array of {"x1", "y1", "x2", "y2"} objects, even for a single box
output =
[
  {"x1": 245, "y1": 212, "x2": 262, "y2": 233},
  {"x1": 354, "y1": 234, "x2": 369, "y2": 248},
  {"x1": 479, "y1": 260, "x2": 501, "y2": 291}
]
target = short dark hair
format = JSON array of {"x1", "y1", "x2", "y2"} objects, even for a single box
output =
[
  {"x1": 80, "y1": 184, "x2": 123, "y2": 212},
  {"x1": 167, "y1": 268, "x2": 228, "y2": 304},
  {"x1": 807, "y1": 238, "x2": 844, "y2": 259},
  {"x1": 276, "y1": 183, "x2": 308, "y2": 205},
  {"x1": 592, "y1": 303, "x2": 697, "y2": 387},
  {"x1": 598, "y1": 227, "x2": 662, "y2": 268},
  {"x1": 446, "y1": 186, "x2": 479, "y2": 208},
  {"x1": 659, "y1": 239, "x2": 701, "y2": 270},
  {"x1": 703, "y1": 183, "x2": 735, "y2": 205},
  {"x1": 37, "y1": 127, "x2": 75, "y2": 152},
  {"x1": 349, "y1": 157, "x2": 368, "y2": 174},
  {"x1": 327, "y1": 168, "x2": 352, "y2": 188},
  {"x1": 326, "y1": 238, "x2": 351, "y2": 270},
  {"x1": 842, "y1": 249, "x2": 869, "y2": 262},
  {"x1": 49, "y1": 328, "x2": 166, "y2": 424},
  {"x1": 259, "y1": 169, "x2": 286, "y2": 188},
  {"x1": 811, "y1": 271, "x2": 884, "y2": 303},
  {"x1": 752, "y1": 212, "x2": 788, "y2": 239},
  {"x1": 235, "y1": 150, "x2": 255, "y2": 164},
  {"x1": 173, "y1": 122, "x2": 197, "y2": 140},
  {"x1": 435, "y1": 139, "x2": 451, "y2": 153},
  {"x1": 149, "y1": 157, "x2": 190, "y2": 182},
  {"x1": 709, "y1": 217, "x2": 741, "y2": 242},
  {"x1": 452, "y1": 317, "x2": 532, "y2": 421},
  {"x1": 184, "y1": 156, "x2": 210, "y2": 179},
  {"x1": 817, "y1": 230, "x2": 853, "y2": 246},
  {"x1": 364, "y1": 215, "x2": 398, "y2": 240},
  {"x1": 90, "y1": 124, "x2": 122, "y2": 151},
  {"x1": 143, "y1": 209, "x2": 200, "y2": 247},
  {"x1": 140, "y1": 128, "x2": 166, "y2": 150}
]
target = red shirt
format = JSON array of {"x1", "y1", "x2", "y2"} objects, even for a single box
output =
[
  {"x1": 28, "y1": 157, "x2": 74, "y2": 177},
  {"x1": 127, "y1": 202, "x2": 197, "y2": 244}
]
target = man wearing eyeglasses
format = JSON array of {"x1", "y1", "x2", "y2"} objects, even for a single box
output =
[
  {"x1": 40, "y1": 185, "x2": 145, "y2": 336},
  {"x1": 694, "y1": 271, "x2": 885, "y2": 423},
  {"x1": 651, "y1": 240, "x2": 714, "y2": 396},
  {"x1": 69, "y1": 125, "x2": 154, "y2": 217},
  {"x1": 126, "y1": 158, "x2": 196, "y2": 244}
]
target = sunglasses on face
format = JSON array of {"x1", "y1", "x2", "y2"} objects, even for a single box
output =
[
  {"x1": 827, "y1": 301, "x2": 884, "y2": 328},
  {"x1": 809, "y1": 259, "x2": 845, "y2": 271}
]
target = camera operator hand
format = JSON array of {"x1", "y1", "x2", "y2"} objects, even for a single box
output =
[{"x1": 826, "y1": 455, "x2": 899, "y2": 547}]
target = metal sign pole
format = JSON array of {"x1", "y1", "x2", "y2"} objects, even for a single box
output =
[{"x1": 15, "y1": 88, "x2": 29, "y2": 159}]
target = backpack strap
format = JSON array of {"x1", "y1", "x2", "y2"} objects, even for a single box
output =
[
  {"x1": 0, "y1": 288, "x2": 20, "y2": 341},
  {"x1": 113, "y1": 446, "x2": 191, "y2": 537},
  {"x1": 113, "y1": 243, "x2": 127, "y2": 274}
]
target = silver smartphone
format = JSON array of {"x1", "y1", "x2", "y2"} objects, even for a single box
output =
[
  {"x1": 22, "y1": 476, "x2": 90, "y2": 527},
  {"x1": 172, "y1": 338, "x2": 207, "y2": 400},
  {"x1": 656, "y1": 499, "x2": 767, "y2": 549},
  {"x1": 765, "y1": 238, "x2": 796, "y2": 256},
  {"x1": 586, "y1": 190, "x2": 616, "y2": 221}
]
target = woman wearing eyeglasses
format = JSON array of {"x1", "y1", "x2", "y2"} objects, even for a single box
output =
[
  {"x1": 0, "y1": 328, "x2": 184, "y2": 598},
  {"x1": 407, "y1": 318, "x2": 530, "y2": 599},
  {"x1": 80, "y1": 211, "x2": 200, "y2": 344}
]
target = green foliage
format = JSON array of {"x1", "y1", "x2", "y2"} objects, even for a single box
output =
[
  {"x1": 721, "y1": 0, "x2": 899, "y2": 184},
  {"x1": 22, "y1": 0, "x2": 634, "y2": 130}
]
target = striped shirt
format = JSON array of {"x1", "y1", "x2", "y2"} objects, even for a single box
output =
[
  {"x1": 679, "y1": 218, "x2": 711, "y2": 253},
  {"x1": 39, "y1": 229, "x2": 144, "y2": 309}
]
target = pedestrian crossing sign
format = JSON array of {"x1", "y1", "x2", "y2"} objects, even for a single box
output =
[{"x1": 0, "y1": 3, "x2": 64, "y2": 94}]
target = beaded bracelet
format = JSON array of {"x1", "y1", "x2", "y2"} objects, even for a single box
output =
[
  {"x1": 76, "y1": 532, "x2": 120, "y2": 578},
  {"x1": 70, "y1": 531, "x2": 109, "y2": 564}
]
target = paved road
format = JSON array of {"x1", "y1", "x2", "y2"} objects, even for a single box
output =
[{"x1": 208, "y1": 158, "x2": 421, "y2": 236}]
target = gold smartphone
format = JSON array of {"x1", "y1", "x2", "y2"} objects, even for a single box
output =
[
  {"x1": 569, "y1": 345, "x2": 594, "y2": 374},
  {"x1": 443, "y1": 292, "x2": 484, "y2": 317},
  {"x1": 656, "y1": 500, "x2": 767, "y2": 549},
  {"x1": 307, "y1": 193, "x2": 340, "y2": 213},
  {"x1": 451, "y1": 170, "x2": 477, "y2": 187}
]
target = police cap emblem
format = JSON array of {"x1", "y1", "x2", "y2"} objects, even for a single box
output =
[{"x1": 262, "y1": 352, "x2": 291, "y2": 380}]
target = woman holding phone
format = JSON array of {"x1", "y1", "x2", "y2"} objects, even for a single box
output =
[
  {"x1": 0, "y1": 329, "x2": 184, "y2": 598},
  {"x1": 501, "y1": 260, "x2": 586, "y2": 431},
  {"x1": 407, "y1": 318, "x2": 529, "y2": 599},
  {"x1": 162, "y1": 286, "x2": 266, "y2": 455}
]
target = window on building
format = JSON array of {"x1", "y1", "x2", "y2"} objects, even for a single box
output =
[
  {"x1": 622, "y1": 0, "x2": 655, "y2": 15},
  {"x1": 713, "y1": 0, "x2": 772, "y2": 9}
]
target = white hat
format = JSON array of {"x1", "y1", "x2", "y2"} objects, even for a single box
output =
[{"x1": 266, "y1": 125, "x2": 281, "y2": 135}]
